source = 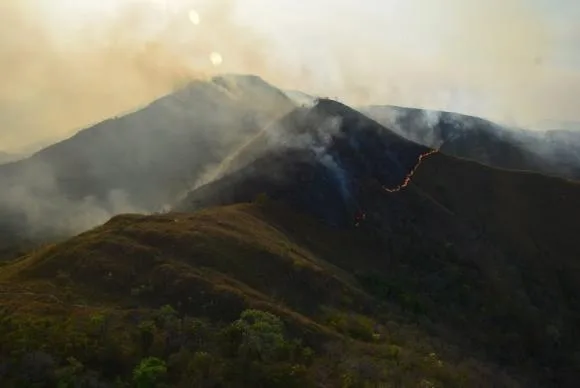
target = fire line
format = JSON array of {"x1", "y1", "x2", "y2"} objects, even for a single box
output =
[
  {"x1": 354, "y1": 149, "x2": 437, "y2": 227},
  {"x1": 383, "y1": 149, "x2": 438, "y2": 193}
]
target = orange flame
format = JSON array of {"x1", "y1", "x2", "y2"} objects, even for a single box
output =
[
  {"x1": 354, "y1": 148, "x2": 437, "y2": 227},
  {"x1": 382, "y1": 149, "x2": 438, "y2": 193}
]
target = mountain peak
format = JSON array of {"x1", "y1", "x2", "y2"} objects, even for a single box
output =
[{"x1": 176, "y1": 99, "x2": 432, "y2": 227}]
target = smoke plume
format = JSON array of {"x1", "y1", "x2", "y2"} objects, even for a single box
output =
[
  {"x1": 0, "y1": 0, "x2": 272, "y2": 151},
  {"x1": 1, "y1": 0, "x2": 579, "y2": 153},
  {"x1": 0, "y1": 0, "x2": 579, "y2": 240}
]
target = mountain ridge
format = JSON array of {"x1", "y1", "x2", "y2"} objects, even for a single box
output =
[
  {"x1": 362, "y1": 104, "x2": 580, "y2": 181},
  {"x1": 1, "y1": 79, "x2": 580, "y2": 386},
  {"x1": 0, "y1": 75, "x2": 295, "y2": 239}
]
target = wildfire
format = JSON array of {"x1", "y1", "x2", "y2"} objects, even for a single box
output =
[
  {"x1": 353, "y1": 149, "x2": 437, "y2": 227},
  {"x1": 383, "y1": 149, "x2": 438, "y2": 193}
]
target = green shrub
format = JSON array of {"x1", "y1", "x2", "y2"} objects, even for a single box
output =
[
  {"x1": 132, "y1": 357, "x2": 167, "y2": 388},
  {"x1": 233, "y1": 309, "x2": 287, "y2": 362}
]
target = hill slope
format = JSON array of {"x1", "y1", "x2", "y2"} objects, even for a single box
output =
[
  {"x1": 2, "y1": 99, "x2": 580, "y2": 386},
  {"x1": 362, "y1": 105, "x2": 580, "y2": 180},
  {"x1": 0, "y1": 203, "x2": 524, "y2": 387},
  {"x1": 0, "y1": 75, "x2": 294, "y2": 239},
  {"x1": 175, "y1": 99, "x2": 580, "y2": 385},
  {"x1": 177, "y1": 99, "x2": 433, "y2": 226}
]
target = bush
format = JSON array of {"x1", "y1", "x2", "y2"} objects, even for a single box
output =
[
  {"x1": 132, "y1": 357, "x2": 167, "y2": 388},
  {"x1": 156, "y1": 305, "x2": 178, "y2": 327},
  {"x1": 233, "y1": 309, "x2": 287, "y2": 363}
]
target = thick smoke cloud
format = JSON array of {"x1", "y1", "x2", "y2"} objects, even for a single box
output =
[
  {"x1": 1, "y1": 0, "x2": 579, "y2": 154},
  {"x1": 0, "y1": 0, "x2": 272, "y2": 152},
  {"x1": 0, "y1": 0, "x2": 578, "y2": 240},
  {"x1": 251, "y1": 0, "x2": 579, "y2": 128}
]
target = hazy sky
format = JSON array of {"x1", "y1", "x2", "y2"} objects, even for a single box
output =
[{"x1": 1, "y1": 0, "x2": 579, "y2": 151}]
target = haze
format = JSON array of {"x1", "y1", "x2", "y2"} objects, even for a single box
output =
[{"x1": 1, "y1": 0, "x2": 579, "y2": 152}]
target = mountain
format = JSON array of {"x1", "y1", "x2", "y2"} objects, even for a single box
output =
[
  {"x1": 0, "y1": 75, "x2": 295, "y2": 239},
  {"x1": 176, "y1": 99, "x2": 433, "y2": 227},
  {"x1": 282, "y1": 90, "x2": 317, "y2": 106},
  {"x1": 362, "y1": 105, "x2": 580, "y2": 180},
  {"x1": 0, "y1": 151, "x2": 19, "y2": 164},
  {"x1": 177, "y1": 99, "x2": 580, "y2": 385},
  {"x1": 2, "y1": 98, "x2": 579, "y2": 386}
]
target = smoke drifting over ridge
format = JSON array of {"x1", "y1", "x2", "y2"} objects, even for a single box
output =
[
  {"x1": 0, "y1": 0, "x2": 273, "y2": 151},
  {"x1": 1, "y1": 0, "x2": 579, "y2": 152},
  {"x1": 271, "y1": 0, "x2": 577, "y2": 126}
]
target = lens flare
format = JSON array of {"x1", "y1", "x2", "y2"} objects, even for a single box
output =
[
  {"x1": 210, "y1": 52, "x2": 223, "y2": 66},
  {"x1": 188, "y1": 9, "x2": 200, "y2": 25}
]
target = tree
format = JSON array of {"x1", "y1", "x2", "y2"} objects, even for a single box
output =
[
  {"x1": 233, "y1": 309, "x2": 286, "y2": 362},
  {"x1": 132, "y1": 357, "x2": 167, "y2": 388},
  {"x1": 157, "y1": 305, "x2": 178, "y2": 328},
  {"x1": 183, "y1": 351, "x2": 224, "y2": 387}
]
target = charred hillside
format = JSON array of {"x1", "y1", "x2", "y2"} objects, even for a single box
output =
[
  {"x1": 177, "y1": 99, "x2": 433, "y2": 226},
  {"x1": 172, "y1": 98, "x2": 580, "y2": 385}
]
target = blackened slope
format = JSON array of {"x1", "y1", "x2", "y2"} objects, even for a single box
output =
[
  {"x1": 363, "y1": 105, "x2": 580, "y2": 180},
  {"x1": 178, "y1": 100, "x2": 580, "y2": 383},
  {"x1": 311, "y1": 99, "x2": 433, "y2": 187},
  {"x1": 176, "y1": 99, "x2": 432, "y2": 226},
  {"x1": 414, "y1": 152, "x2": 580, "y2": 306},
  {"x1": 380, "y1": 153, "x2": 580, "y2": 386}
]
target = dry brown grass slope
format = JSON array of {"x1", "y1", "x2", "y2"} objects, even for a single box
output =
[{"x1": 0, "y1": 200, "x2": 525, "y2": 386}]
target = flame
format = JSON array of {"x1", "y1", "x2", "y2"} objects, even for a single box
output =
[
  {"x1": 354, "y1": 149, "x2": 437, "y2": 227},
  {"x1": 383, "y1": 149, "x2": 438, "y2": 193}
]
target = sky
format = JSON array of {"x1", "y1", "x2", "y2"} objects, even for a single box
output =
[{"x1": 1, "y1": 0, "x2": 579, "y2": 151}]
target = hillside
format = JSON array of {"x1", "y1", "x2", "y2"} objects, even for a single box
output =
[
  {"x1": 1, "y1": 99, "x2": 579, "y2": 386},
  {"x1": 0, "y1": 203, "x2": 526, "y2": 387},
  {"x1": 176, "y1": 99, "x2": 580, "y2": 385},
  {"x1": 0, "y1": 75, "x2": 294, "y2": 239},
  {"x1": 362, "y1": 105, "x2": 580, "y2": 180},
  {"x1": 177, "y1": 99, "x2": 433, "y2": 226}
]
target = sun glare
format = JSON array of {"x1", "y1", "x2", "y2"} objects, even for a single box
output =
[
  {"x1": 188, "y1": 9, "x2": 201, "y2": 25},
  {"x1": 210, "y1": 52, "x2": 224, "y2": 66}
]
